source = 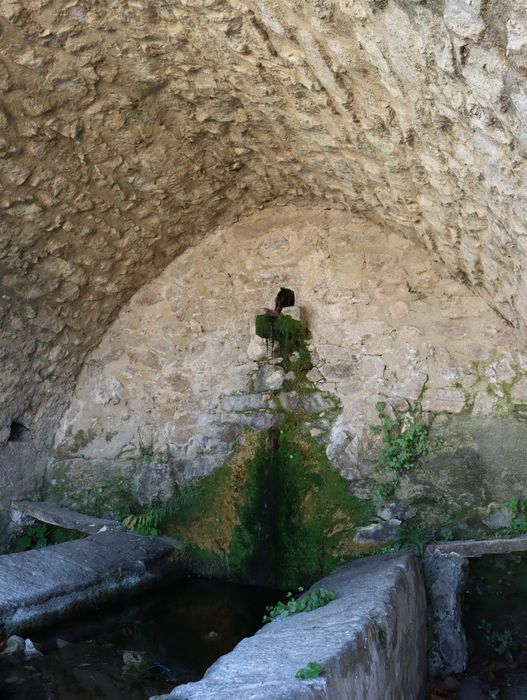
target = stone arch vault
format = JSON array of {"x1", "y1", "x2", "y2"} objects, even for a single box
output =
[{"x1": 0, "y1": 0, "x2": 526, "y2": 537}]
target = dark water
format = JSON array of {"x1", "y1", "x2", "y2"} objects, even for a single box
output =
[
  {"x1": 462, "y1": 554, "x2": 527, "y2": 698},
  {"x1": 0, "y1": 578, "x2": 280, "y2": 700}
]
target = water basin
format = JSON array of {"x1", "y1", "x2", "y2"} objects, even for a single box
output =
[{"x1": 0, "y1": 577, "x2": 280, "y2": 700}]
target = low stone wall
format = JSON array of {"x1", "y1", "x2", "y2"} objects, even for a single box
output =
[
  {"x1": 0, "y1": 532, "x2": 181, "y2": 637},
  {"x1": 152, "y1": 552, "x2": 427, "y2": 700}
]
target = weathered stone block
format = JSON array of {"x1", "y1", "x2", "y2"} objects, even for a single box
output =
[
  {"x1": 423, "y1": 551, "x2": 468, "y2": 678},
  {"x1": 482, "y1": 507, "x2": 511, "y2": 530},
  {"x1": 512, "y1": 377, "x2": 527, "y2": 403},
  {"x1": 422, "y1": 387, "x2": 466, "y2": 413},
  {"x1": 280, "y1": 305, "x2": 301, "y2": 322},
  {"x1": 353, "y1": 519, "x2": 401, "y2": 543},
  {"x1": 222, "y1": 394, "x2": 267, "y2": 412},
  {"x1": 278, "y1": 390, "x2": 334, "y2": 414},
  {"x1": 444, "y1": 0, "x2": 484, "y2": 40},
  {"x1": 254, "y1": 364, "x2": 285, "y2": 392}
]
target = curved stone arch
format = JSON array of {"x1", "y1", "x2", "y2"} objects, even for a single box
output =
[{"x1": 0, "y1": 0, "x2": 526, "y2": 535}]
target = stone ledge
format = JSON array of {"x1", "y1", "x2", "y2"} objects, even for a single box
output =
[
  {"x1": 425, "y1": 534, "x2": 527, "y2": 558},
  {"x1": 0, "y1": 531, "x2": 182, "y2": 636},
  {"x1": 153, "y1": 553, "x2": 427, "y2": 700},
  {"x1": 11, "y1": 499, "x2": 123, "y2": 535}
]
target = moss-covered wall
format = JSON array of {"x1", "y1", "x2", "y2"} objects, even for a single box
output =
[
  {"x1": 36, "y1": 209, "x2": 527, "y2": 564},
  {"x1": 163, "y1": 420, "x2": 373, "y2": 590}
]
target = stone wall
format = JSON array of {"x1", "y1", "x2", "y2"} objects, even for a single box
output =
[
  {"x1": 1, "y1": 0, "x2": 526, "y2": 533},
  {"x1": 2, "y1": 0, "x2": 527, "y2": 443},
  {"x1": 153, "y1": 552, "x2": 427, "y2": 700},
  {"x1": 46, "y1": 207, "x2": 527, "y2": 524}
]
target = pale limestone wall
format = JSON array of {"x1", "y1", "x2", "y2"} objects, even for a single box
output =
[
  {"x1": 1, "y1": 0, "x2": 527, "y2": 463},
  {"x1": 49, "y1": 207, "x2": 527, "y2": 501}
]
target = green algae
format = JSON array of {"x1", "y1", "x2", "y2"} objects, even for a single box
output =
[
  {"x1": 163, "y1": 421, "x2": 374, "y2": 589},
  {"x1": 159, "y1": 312, "x2": 373, "y2": 588},
  {"x1": 255, "y1": 314, "x2": 312, "y2": 375}
]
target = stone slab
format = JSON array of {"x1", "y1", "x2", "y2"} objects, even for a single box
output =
[
  {"x1": 12, "y1": 499, "x2": 122, "y2": 534},
  {"x1": 152, "y1": 553, "x2": 427, "y2": 700},
  {"x1": 426, "y1": 534, "x2": 527, "y2": 558},
  {"x1": 0, "y1": 531, "x2": 181, "y2": 636},
  {"x1": 423, "y1": 551, "x2": 468, "y2": 678}
]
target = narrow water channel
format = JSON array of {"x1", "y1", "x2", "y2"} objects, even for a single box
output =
[
  {"x1": 0, "y1": 578, "x2": 281, "y2": 700},
  {"x1": 462, "y1": 553, "x2": 527, "y2": 698}
]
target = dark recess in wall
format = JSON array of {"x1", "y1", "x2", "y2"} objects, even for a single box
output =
[
  {"x1": 8, "y1": 421, "x2": 30, "y2": 443},
  {"x1": 275, "y1": 288, "x2": 295, "y2": 313}
]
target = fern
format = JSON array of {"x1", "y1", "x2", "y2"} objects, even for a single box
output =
[{"x1": 122, "y1": 490, "x2": 195, "y2": 535}]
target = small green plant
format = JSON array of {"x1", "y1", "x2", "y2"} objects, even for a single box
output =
[
  {"x1": 497, "y1": 517, "x2": 527, "y2": 538},
  {"x1": 263, "y1": 587, "x2": 336, "y2": 623},
  {"x1": 479, "y1": 620, "x2": 515, "y2": 663},
  {"x1": 12, "y1": 522, "x2": 48, "y2": 551},
  {"x1": 394, "y1": 522, "x2": 427, "y2": 556},
  {"x1": 371, "y1": 402, "x2": 431, "y2": 473},
  {"x1": 138, "y1": 440, "x2": 155, "y2": 462},
  {"x1": 373, "y1": 544, "x2": 396, "y2": 555},
  {"x1": 375, "y1": 480, "x2": 398, "y2": 500},
  {"x1": 507, "y1": 497, "x2": 527, "y2": 516},
  {"x1": 122, "y1": 490, "x2": 196, "y2": 536},
  {"x1": 295, "y1": 662, "x2": 323, "y2": 680},
  {"x1": 11, "y1": 523, "x2": 82, "y2": 552},
  {"x1": 438, "y1": 528, "x2": 454, "y2": 542}
]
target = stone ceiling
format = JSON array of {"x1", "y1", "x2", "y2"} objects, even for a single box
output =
[{"x1": 0, "y1": 0, "x2": 526, "y2": 445}]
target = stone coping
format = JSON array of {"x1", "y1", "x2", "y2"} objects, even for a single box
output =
[
  {"x1": 152, "y1": 553, "x2": 427, "y2": 700},
  {"x1": 12, "y1": 499, "x2": 123, "y2": 534},
  {"x1": 425, "y1": 534, "x2": 527, "y2": 558},
  {"x1": 0, "y1": 531, "x2": 182, "y2": 636}
]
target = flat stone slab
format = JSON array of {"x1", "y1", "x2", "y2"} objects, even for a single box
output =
[
  {"x1": 12, "y1": 499, "x2": 122, "y2": 534},
  {"x1": 426, "y1": 534, "x2": 527, "y2": 558},
  {"x1": 153, "y1": 553, "x2": 427, "y2": 700},
  {"x1": 0, "y1": 531, "x2": 181, "y2": 636}
]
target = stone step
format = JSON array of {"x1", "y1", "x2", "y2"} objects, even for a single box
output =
[
  {"x1": 425, "y1": 533, "x2": 527, "y2": 558},
  {"x1": 12, "y1": 500, "x2": 123, "y2": 535}
]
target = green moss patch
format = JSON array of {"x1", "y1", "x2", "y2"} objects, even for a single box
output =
[
  {"x1": 164, "y1": 420, "x2": 373, "y2": 589},
  {"x1": 255, "y1": 314, "x2": 312, "y2": 375}
]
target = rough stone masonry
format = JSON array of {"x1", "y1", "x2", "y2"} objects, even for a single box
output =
[{"x1": 0, "y1": 0, "x2": 526, "y2": 536}]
